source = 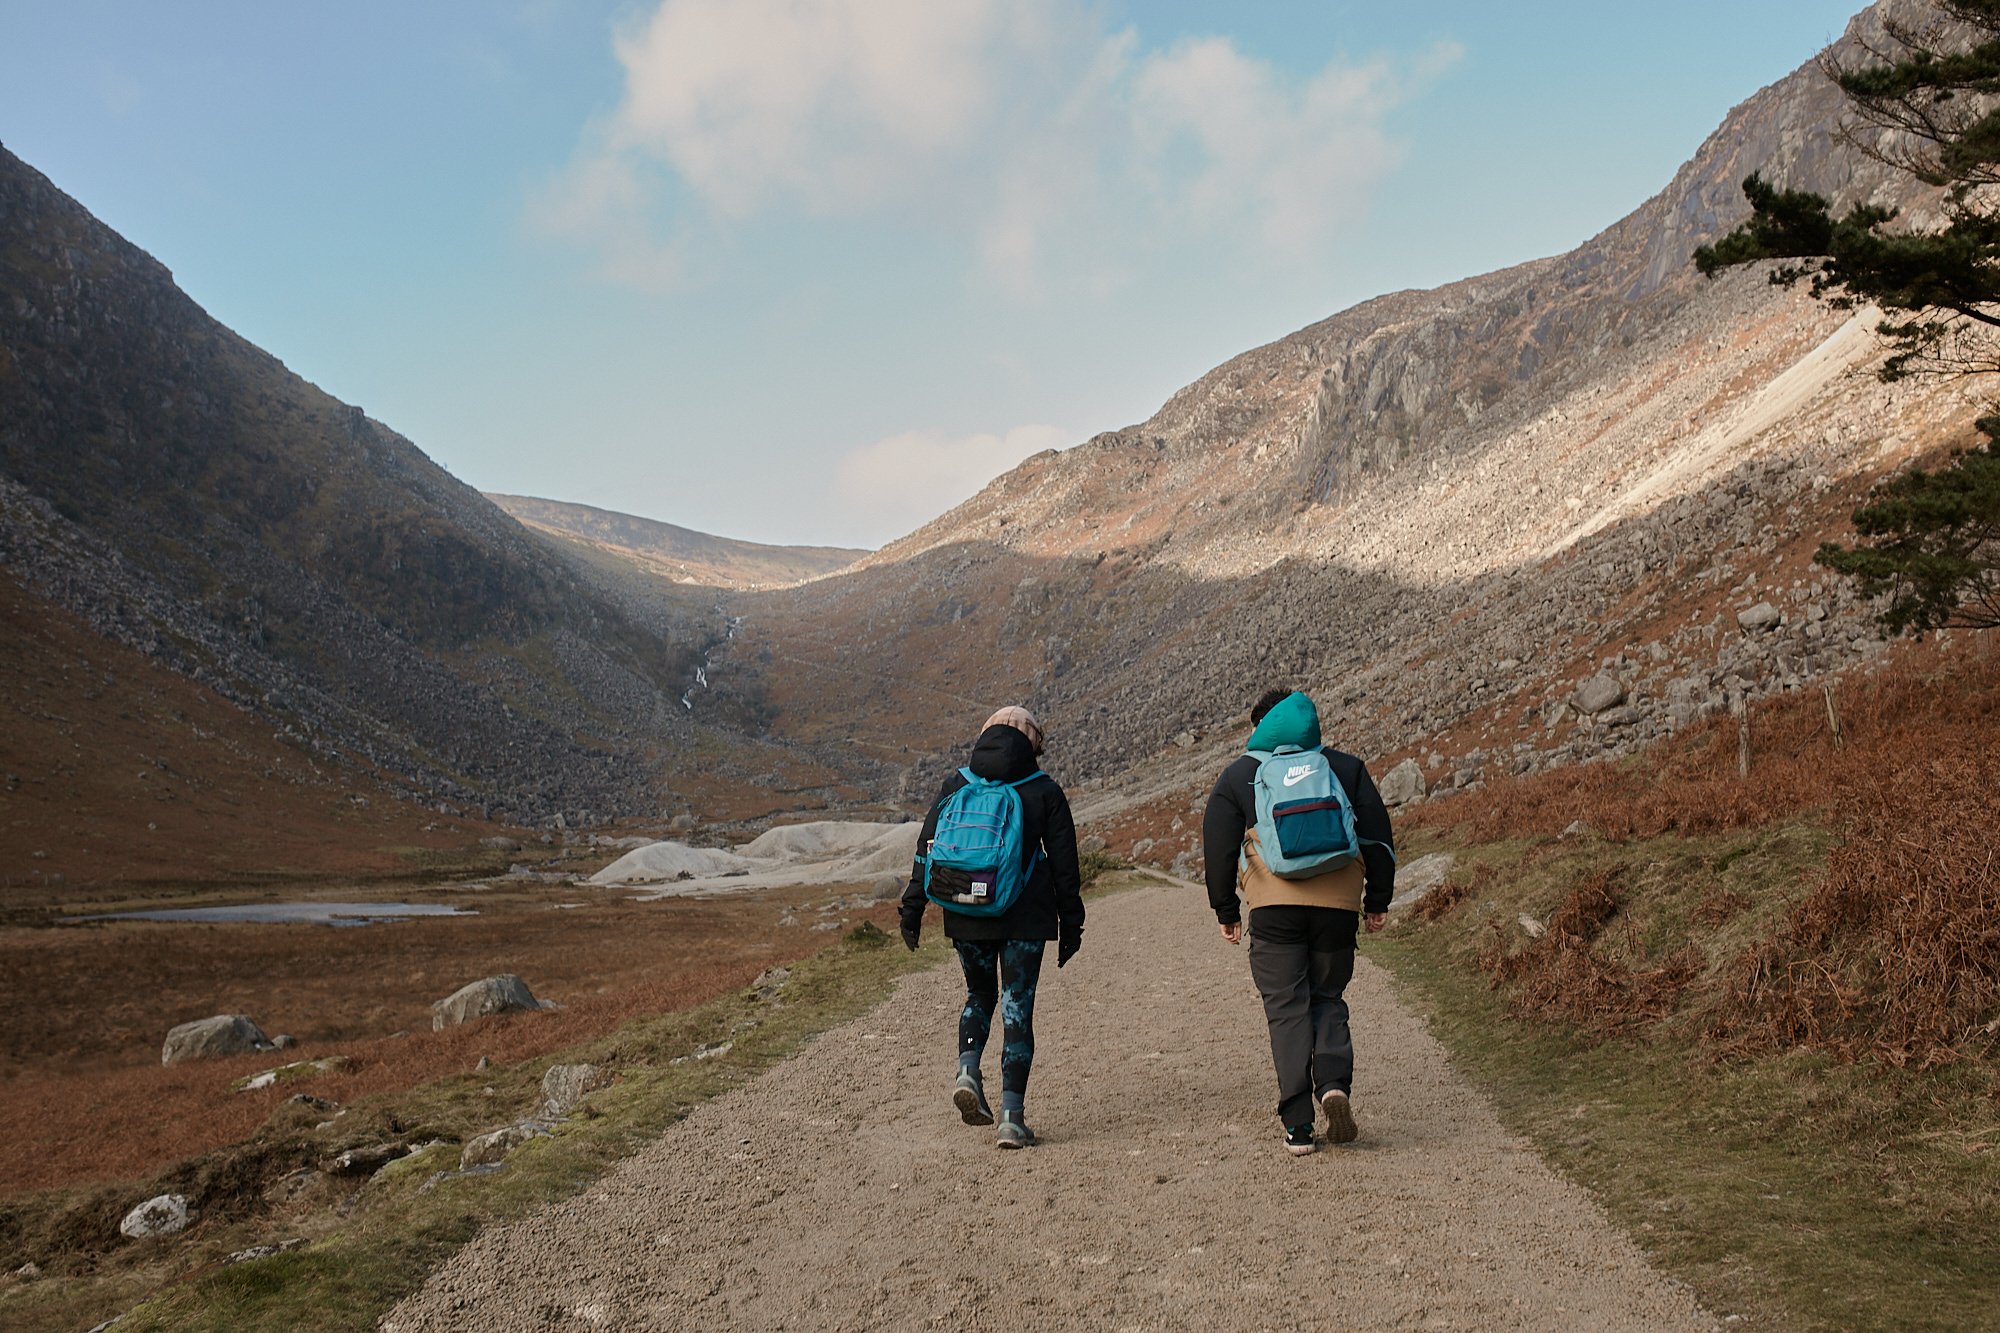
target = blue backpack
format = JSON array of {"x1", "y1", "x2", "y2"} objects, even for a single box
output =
[
  {"x1": 921, "y1": 769, "x2": 1043, "y2": 916},
  {"x1": 1245, "y1": 746, "x2": 1387, "y2": 880}
]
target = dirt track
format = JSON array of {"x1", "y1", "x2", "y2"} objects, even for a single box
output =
[{"x1": 385, "y1": 881, "x2": 1711, "y2": 1331}]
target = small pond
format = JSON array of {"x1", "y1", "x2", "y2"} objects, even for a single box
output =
[{"x1": 63, "y1": 902, "x2": 477, "y2": 927}]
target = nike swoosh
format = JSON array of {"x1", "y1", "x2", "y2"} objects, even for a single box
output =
[{"x1": 1282, "y1": 771, "x2": 1312, "y2": 786}]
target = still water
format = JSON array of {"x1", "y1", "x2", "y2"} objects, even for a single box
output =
[{"x1": 64, "y1": 902, "x2": 475, "y2": 927}]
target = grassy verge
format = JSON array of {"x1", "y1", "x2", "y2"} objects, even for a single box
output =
[
  {"x1": 3, "y1": 869, "x2": 1161, "y2": 1331},
  {"x1": 1373, "y1": 830, "x2": 1999, "y2": 1332}
]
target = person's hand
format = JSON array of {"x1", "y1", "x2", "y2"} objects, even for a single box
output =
[
  {"x1": 1219, "y1": 920, "x2": 1244, "y2": 945},
  {"x1": 1057, "y1": 929, "x2": 1081, "y2": 968},
  {"x1": 1364, "y1": 912, "x2": 1387, "y2": 934},
  {"x1": 899, "y1": 923, "x2": 921, "y2": 952}
]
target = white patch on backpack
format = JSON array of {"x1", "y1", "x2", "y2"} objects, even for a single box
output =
[{"x1": 1282, "y1": 765, "x2": 1316, "y2": 786}]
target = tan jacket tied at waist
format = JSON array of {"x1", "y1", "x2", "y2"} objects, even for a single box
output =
[{"x1": 1238, "y1": 830, "x2": 1366, "y2": 914}]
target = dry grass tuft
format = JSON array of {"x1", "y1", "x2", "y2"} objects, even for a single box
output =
[
  {"x1": 1477, "y1": 870, "x2": 1696, "y2": 1033},
  {"x1": 1411, "y1": 862, "x2": 1490, "y2": 923},
  {"x1": 1690, "y1": 887, "x2": 1752, "y2": 929},
  {"x1": 1410, "y1": 879, "x2": 1471, "y2": 922},
  {"x1": 1712, "y1": 735, "x2": 2000, "y2": 1066}
]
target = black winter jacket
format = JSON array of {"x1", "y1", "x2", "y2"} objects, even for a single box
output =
[
  {"x1": 1202, "y1": 746, "x2": 1397, "y2": 921},
  {"x1": 901, "y1": 725, "x2": 1085, "y2": 943}
]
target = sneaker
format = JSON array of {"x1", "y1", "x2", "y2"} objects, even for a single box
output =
[
  {"x1": 995, "y1": 1111, "x2": 1037, "y2": 1149},
  {"x1": 1283, "y1": 1123, "x2": 1317, "y2": 1156},
  {"x1": 953, "y1": 1070, "x2": 994, "y2": 1126},
  {"x1": 1320, "y1": 1088, "x2": 1358, "y2": 1145}
]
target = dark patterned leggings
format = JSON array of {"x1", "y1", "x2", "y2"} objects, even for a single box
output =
[{"x1": 954, "y1": 939, "x2": 1046, "y2": 1106}]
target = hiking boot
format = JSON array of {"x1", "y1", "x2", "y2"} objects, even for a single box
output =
[
  {"x1": 953, "y1": 1070, "x2": 994, "y2": 1126},
  {"x1": 1284, "y1": 1123, "x2": 1317, "y2": 1156},
  {"x1": 1320, "y1": 1088, "x2": 1358, "y2": 1145},
  {"x1": 995, "y1": 1111, "x2": 1037, "y2": 1149}
]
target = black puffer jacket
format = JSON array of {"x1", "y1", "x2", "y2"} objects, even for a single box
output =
[{"x1": 900, "y1": 724, "x2": 1085, "y2": 943}]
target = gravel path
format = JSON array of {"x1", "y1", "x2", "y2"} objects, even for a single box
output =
[{"x1": 385, "y1": 881, "x2": 1710, "y2": 1331}]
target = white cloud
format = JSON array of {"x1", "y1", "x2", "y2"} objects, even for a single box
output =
[
  {"x1": 526, "y1": 150, "x2": 686, "y2": 291},
  {"x1": 834, "y1": 423, "x2": 1068, "y2": 540},
  {"x1": 541, "y1": 0, "x2": 1458, "y2": 295}
]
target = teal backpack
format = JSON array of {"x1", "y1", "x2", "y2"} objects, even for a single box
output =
[
  {"x1": 1245, "y1": 746, "x2": 1383, "y2": 880},
  {"x1": 921, "y1": 769, "x2": 1043, "y2": 916}
]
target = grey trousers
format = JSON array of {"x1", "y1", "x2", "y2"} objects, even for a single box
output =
[{"x1": 1247, "y1": 904, "x2": 1357, "y2": 1127}]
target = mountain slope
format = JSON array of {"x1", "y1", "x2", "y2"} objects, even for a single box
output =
[
  {"x1": 487, "y1": 494, "x2": 864, "y2": 589},
  {"x1": 0, "y1": 143, "x2": 713, "y2": 830},
  {"x1": 717, "y1": 0, "x2": 1979, "y2": 839}
]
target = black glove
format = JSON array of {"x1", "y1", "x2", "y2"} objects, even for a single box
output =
[
  {"x1": 900, "y1": 923, "x2": 921, "y2": 952},
  {"x1": 1057, "y1": 927, "x2": 1081, "y2": 968}
]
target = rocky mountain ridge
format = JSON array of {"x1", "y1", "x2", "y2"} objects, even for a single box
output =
[
  {"x1": 487, "y1": 494, "x2": 864, "y2": 590},
  {"x1": 715, "y1": 0, "x2": 1983, "y2": 848}
]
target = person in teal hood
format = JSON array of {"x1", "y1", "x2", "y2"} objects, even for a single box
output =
[{"x1": 1202, "y1": 687, "x2": 1396, "y2": 1155}]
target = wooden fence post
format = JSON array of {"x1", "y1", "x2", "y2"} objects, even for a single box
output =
[
  {"x1": 1822, "y1": 682, "x2": 1844, "y2": 749},
  {"x1": 1733, "y1": 693, "x2": 1751, "y2": 778}
]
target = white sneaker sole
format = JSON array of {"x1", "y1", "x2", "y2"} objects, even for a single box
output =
[
  {"x1": 1285, "y1": 1139, "x2": 1317, "y2": 1157},
  {"x1": 1321, "y1": 1090, "x2": 1358, "y2": 1145}
]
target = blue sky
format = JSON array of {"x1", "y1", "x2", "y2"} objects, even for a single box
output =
[{"x1": 1, "y1": 1, "x2": 1862, "y2": 547}]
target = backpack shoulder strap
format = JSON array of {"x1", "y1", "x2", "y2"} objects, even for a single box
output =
[{"x1": 1006, "y1": 770, "x2": 1044, "y2": 788}]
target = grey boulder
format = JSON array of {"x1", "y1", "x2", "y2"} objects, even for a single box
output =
[
  {"x1": 540, "y1": 1063, "x2": 609, "y2": 1117},
  {"x1": 1378, "y1": 758, "x2": 1427, "y2": 807},
  {"x1": 1736, "y1": 601, "x2": 1782, "y2": 631},
  {"x1": 460, "y1": 1121, "x2": 550, "y2": 1170},
  {"x1": 119, "y1": 1193, "x2": 190, "y2": 1239},
  {"x1": 1572, "y1": 674, "x2": 1625, "y2": 716},
  {"x1": 1388, "y1": 852, "x2": 1456, "y2": 909},
  {"x1": 431, "y1": 975, "x2": 554, "y2": 1031},
  {"x1": 162, "y1": 1014, "x2": 273, "y2": 1066}
]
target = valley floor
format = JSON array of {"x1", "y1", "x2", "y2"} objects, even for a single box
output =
[{"x1": 384, "y1": 881, "x2": 1707, "y2": 1332}]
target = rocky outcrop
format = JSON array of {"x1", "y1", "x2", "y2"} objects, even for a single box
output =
[{"x1": 161, "y1": 1015, "x2": 273, "y2": 1066}]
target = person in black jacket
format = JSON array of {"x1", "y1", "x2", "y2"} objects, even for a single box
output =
[
  {"x1": 1203, "y1": 687, "x2": 1396, "y2": 1155},
  {"x1": 901, "y1": 706, "x2": 1084, "y2": 1148}
]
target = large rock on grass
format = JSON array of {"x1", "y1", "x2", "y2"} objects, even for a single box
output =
[
  {"x1": 1389, "y1": 852, "x2": 1456, "y2": 909},
  {"x1": 460, "y1": 1121, "x2": 549, "y2": 1169},
  {"x1": 161, "y1": 1014, "x2": 273, "y2": 1066},
  {"x1": 540, "y1": 1063, "x2": 609, "y2": 1117},
  {"x1": 119, "y1": 1194, "x2": 190, "y2": 1238},
  {"x1": 431, "y1": 975, "x2": 554, "y2": 1031}
]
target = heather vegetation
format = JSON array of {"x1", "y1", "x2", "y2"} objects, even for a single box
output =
[
  {"x1": 1384, "y1": 634, "x2": 2000, "y2": 1328},
  {"x1": 1403, "y1": 634, "x2": 1999, "y2": 1063}
]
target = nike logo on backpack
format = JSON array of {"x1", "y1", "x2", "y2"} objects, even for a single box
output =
[{"x1": 1282, "y1": 766, "x2": 1315, "y2": 786}]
